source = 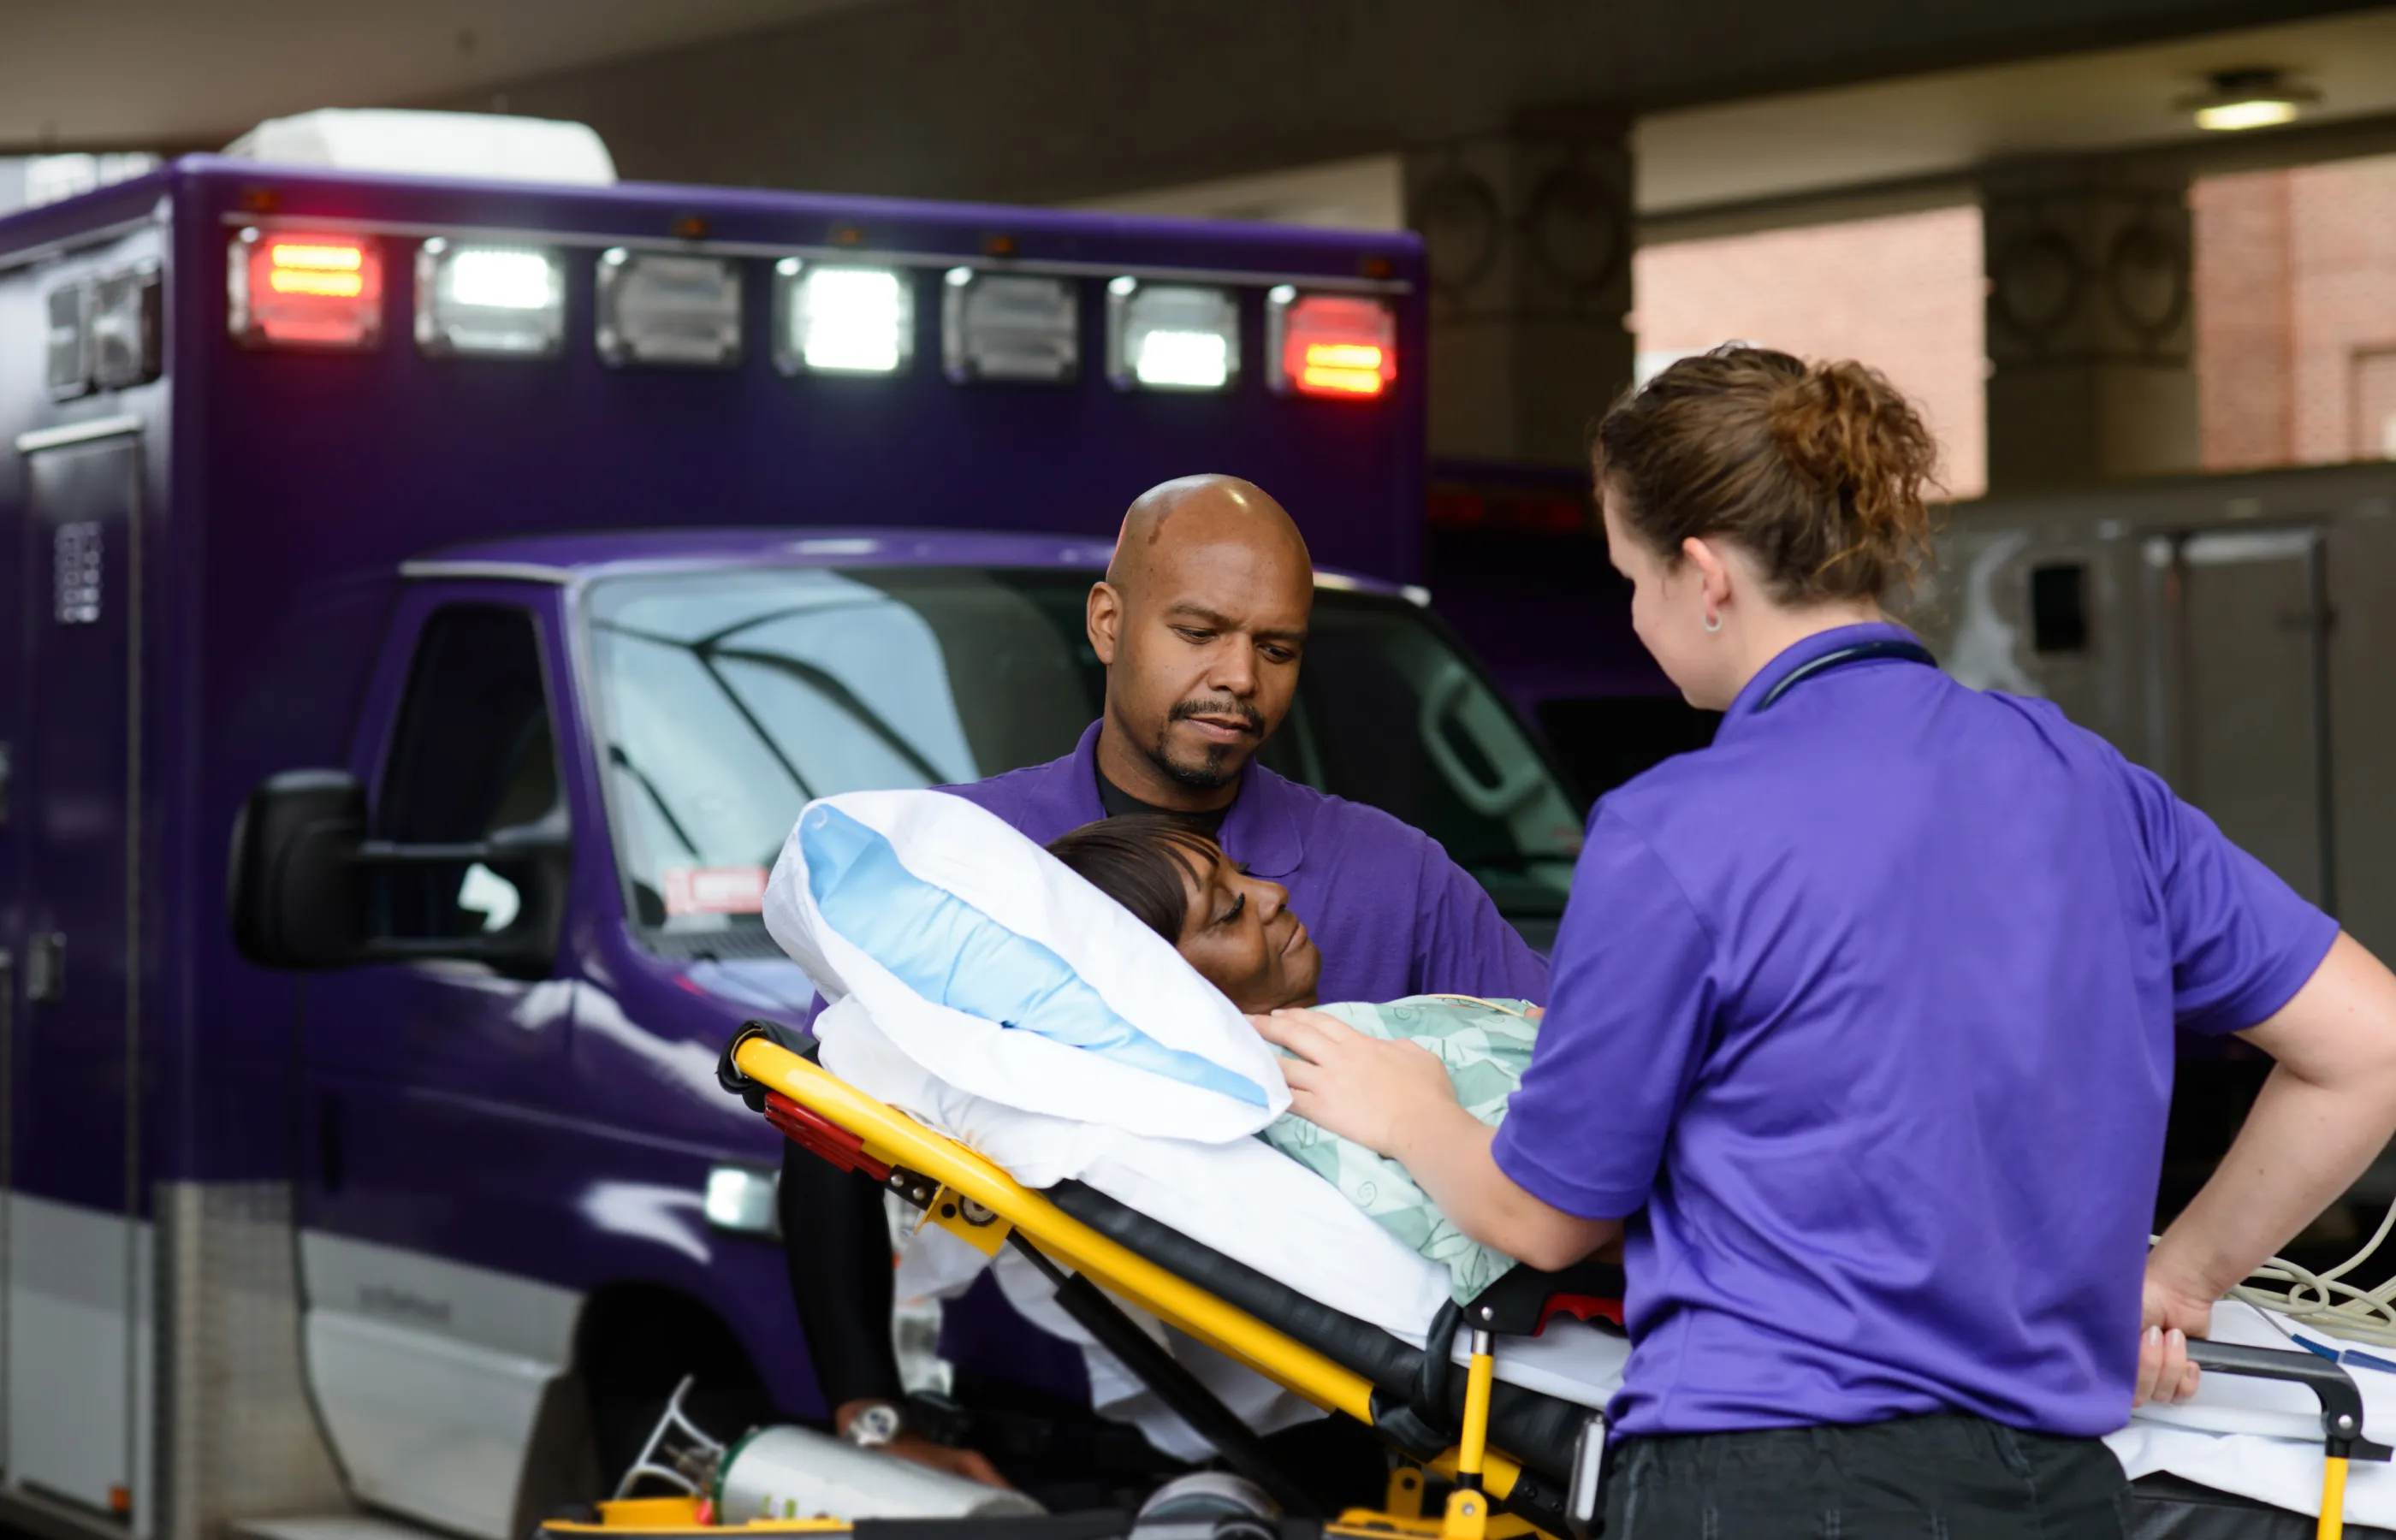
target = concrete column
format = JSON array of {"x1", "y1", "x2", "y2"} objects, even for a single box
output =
[
  {"x1": 1980, "y1": 156, "x2": 2199, "y2": 491},
  {"x1": 1403, "y1": 110, "x2": 1634, "y2": 468}
]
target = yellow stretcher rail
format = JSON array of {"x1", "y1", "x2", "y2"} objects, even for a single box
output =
[{"x1": 732, "y1": 1034, "x2": 1532, "y2": 1537}]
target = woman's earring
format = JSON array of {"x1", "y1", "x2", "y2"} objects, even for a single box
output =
[{"x1": 1703, "y1": 611, "x2": 1723, "y2": 633}]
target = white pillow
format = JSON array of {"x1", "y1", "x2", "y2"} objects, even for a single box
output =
[{"x1": 763, "y1": 790, "x2": 1289, "y2": 1141}]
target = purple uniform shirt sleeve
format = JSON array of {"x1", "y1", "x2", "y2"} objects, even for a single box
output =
[
  {"x1": 2126, "y1": 764, "x2": 2340, "y2": 1035},
  {"x1": 1490, "y1": 807, "x2": 1715, "y2": 1219},
  {"x1": 1411, "y1": 843, "x2": 1552, "y2": 1003}
]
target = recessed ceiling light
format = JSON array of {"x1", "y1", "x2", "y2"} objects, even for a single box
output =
[{"x1": 2180, "y1": 68, "x2": 2318, "y2": 133}]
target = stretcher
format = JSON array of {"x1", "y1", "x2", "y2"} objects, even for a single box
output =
[
  {"x1": 553, "y1": 1021, "x2": 2395, "y2": 1540},
  {"x1": 718, "y1": 1021, "x2": 1616, "y2": 1540}
]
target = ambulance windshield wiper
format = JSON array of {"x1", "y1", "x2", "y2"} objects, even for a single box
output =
[
  {"x1": 705, "y1": 646, "x2": 949, "y2": 789},
  {"x1": 697, "y1": 601, "x2": 952, "y2": 788},
  {"x1": 593, "y1": 619, "x2": 819, "y2": 803},
  {"x1": 607, "y1": 743, "x2": 704, "y2": 858}
]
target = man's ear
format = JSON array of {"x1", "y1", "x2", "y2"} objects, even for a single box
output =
[{"x1": 1087, "y1": 581, "x2": 1124, "y2": 666}]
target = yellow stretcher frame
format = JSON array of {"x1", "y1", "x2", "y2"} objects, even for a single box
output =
[
  {"x1": 727, "y1": 1034, "x2": 1538, "y2": 1540},
  {"x1": 555, "y1": 1034, "x2": 2388, "y2": 1540}
]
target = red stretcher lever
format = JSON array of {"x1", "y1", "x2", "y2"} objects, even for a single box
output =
[
  {"x1": 762, "y1": 1090, "x2": 893, "y2": 1183},
  {"x1": 1538, "y1": 1294, "x2": 1625, "y2": 1332}
]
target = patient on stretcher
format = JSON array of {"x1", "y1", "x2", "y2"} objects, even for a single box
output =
[{"x1": 1045, "y1": 815, "x2": 1537, "y2": 1301}]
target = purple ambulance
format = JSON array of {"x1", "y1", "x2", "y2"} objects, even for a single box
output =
[{"x1": 0, "y1": 127, "x2": 1584, "y2": 1540}]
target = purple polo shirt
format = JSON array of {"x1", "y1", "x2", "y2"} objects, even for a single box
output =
[
  {"x1": 935, "y1": 718, "x2": 1550, "y2": 1399},
  {"x1": 1493, "y1": 623, "x2": 2337, "y2": 1439}
]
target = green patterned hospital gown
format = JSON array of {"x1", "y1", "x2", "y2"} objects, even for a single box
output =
[{"x1": 1260, "y1": 995, "x2": 1539, "y2": 1303}]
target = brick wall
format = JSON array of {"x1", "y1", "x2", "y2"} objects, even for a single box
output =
[
  {"x1": 1631, "y1": 205, "x2": 1989, "y2": 498},
  {"x1": 1636, "y1": 161, "x2": 2396, "y2": 487},
  {"x1": 2196, "y1": 155, "x2": 2396, "y2": 470}
]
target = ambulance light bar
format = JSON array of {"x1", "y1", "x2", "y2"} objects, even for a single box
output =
[
  {"x1": 599, "y1": 249, "x2": 743, "y2": 369},
  {"x1": 774, "y1": 260, "x2": 914, "y2": 375},
  {"x1": 214, "y1": 225, "x2": 1395, "y2": 394},
  {"x1": 941, "y1": 268, "x2": 1078, "y2": 384},
  {"x1": 415, "y1": 240, "x2": 565, "y2": 358},
  {"x1": 1267, "y1": 287, "x2": 1396, "y2": 400},
  {"x1": 228, "y1": 228, "x2": 383, "y2": 350},
  {"x1": 1106, "y1": 278, "x2": 1238, "y2": 392}
]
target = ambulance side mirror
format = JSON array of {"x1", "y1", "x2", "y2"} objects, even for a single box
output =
[
  {"x1": 229, "y1": 769, "x2": 572, "y2": 976},
  {"x1": 229, "y1": 769, "x2": 370, "y2": 968}
]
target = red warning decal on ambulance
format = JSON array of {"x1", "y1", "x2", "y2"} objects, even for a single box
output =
[{"x1": 663, "y1": 866, "x2": 770, "y2": 916}]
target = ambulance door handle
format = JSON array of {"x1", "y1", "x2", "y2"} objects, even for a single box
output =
[{"x1": 24, "y1": 933, "x2": 63, "y2": 1006}]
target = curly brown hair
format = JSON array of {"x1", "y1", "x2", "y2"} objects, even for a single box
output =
[{"x1": 1593, "y1": 345, "x2": 1942, "y2": 604}]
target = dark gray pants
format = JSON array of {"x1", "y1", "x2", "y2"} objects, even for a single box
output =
[{"x1": 1604, "y1": 1414, "x2": 2130, "y2": 1539}]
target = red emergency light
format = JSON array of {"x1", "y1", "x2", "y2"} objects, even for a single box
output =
[
  {"x1": 228, "y1": 228, "x2": 384, "y2": 350},
  {"x1": 1272, "y1": 292, "x2": 1397, "y2": 400}
]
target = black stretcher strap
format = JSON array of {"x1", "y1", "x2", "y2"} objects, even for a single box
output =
[
  {"x1": 1047, "y1": 1181, "x2": 1593, "y2": 1488},
  {"x1": 1005, "y1": 1232, "x2": 1322, "y2": 1519}
]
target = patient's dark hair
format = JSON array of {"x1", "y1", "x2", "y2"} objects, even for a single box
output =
[{"x1": 1046, "y1": 815, "x2": 1223, "y2": 944}]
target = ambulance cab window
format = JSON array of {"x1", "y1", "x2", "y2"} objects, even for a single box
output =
[{"x1": 377, "y1": 604, "x2": 561, "y2": 939}]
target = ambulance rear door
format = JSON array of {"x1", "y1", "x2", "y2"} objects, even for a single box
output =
[{"x1": 5, "y1": 411, "x2": 151, "y2": 1525}]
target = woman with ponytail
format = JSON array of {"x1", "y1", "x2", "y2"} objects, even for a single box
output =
[{"x1": 1259, "y1": 345, "x2": 2396, "y2": 1535}]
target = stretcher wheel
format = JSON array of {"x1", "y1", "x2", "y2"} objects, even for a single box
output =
[{"x1": 1138, "y1": 1472, "x2": 1282, "y2": 1524}]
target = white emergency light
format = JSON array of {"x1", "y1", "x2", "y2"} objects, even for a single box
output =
[
  {"x1": 597, "y1": 249, "x2": 744, "y2": 368},
  {"x1": 1106, "y1": 278, "x2": 1238, "y2": 391},
  {"x1": 415, "y1": 239, "x2": 565, "y2": 358},
  {"x1": 941, "y1": 268, "x2": 1079, "y2": 383},
  {"x1": 773, "y1": 259, "x2": 914, "y2": 376}
]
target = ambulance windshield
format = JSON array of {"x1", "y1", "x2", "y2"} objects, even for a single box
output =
[{"x1": 584, "y1": 566, "x2": 1584, "y2": 952}]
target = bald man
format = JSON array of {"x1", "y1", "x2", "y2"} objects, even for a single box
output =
[{"x1": 779, "y1": 475, "x2": 1547, "y2": 1507}]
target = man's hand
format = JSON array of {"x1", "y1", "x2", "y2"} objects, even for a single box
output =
[
  {"x1": 1253, "y1": 1008, "x2": 1456, "y2": 1158},
  {"x1": 2134, "y1": 1266, "x2": 2213, "y2": 1409},
  {"x1": 833, "y1": 1401, "x2": 1011, "y2": 1487},
  {"x1": 884, "y1": 1432, "x2": 1010, "y2": 1486}
]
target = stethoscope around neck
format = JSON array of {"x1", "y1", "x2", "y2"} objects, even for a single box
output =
[{"x1": 1753, "y1": 637, "x2": 1938, "y2": 712}]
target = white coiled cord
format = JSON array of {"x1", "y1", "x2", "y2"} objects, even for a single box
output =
[{"x1": 2200, "y1": 1195, "x2": 2396, "y2": 1347}]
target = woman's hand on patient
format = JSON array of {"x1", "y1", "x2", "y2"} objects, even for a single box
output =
[
  {"x1": 1252, "y1": 1008, "x2": 1456, "y2": 1158},
  {"x1": 1254, "y1": 1006, "x2": 1620, "y2": 1271}
]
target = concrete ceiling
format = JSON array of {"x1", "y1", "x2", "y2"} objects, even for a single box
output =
[
  {"x1": 0, "y1": 0, "x2": 882, "y2": 151},
  {"x1": 9, "y1": 0, "x2": 2393, "y2": 236},
  {"x1": 1639, "y1": 6, "x2": 2396, "y2": 221},
  {"x1": 1070, "y1": 9, "x2": 2396, "y2": 235}
]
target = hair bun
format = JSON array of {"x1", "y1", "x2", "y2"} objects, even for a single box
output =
[
  {"x1": 1595, "y1": 345, "x2": 1941, "y2": 604},
  {"x1": 1765, "y1": 360, "x2": 1938, "y2": 561}
]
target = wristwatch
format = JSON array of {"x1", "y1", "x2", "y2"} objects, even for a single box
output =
[{"x1": 842, "y1": 1401, "x2": 905, "y2": 1449}]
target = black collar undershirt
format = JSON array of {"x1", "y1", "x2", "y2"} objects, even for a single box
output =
[{"x1": 1095, "y1": 764, "x2": 1233, "y2": 835}]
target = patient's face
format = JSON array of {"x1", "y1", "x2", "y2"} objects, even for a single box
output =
[{"x1": 1170, "y1": 849, "x2": 1321, "y2": 1012}]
